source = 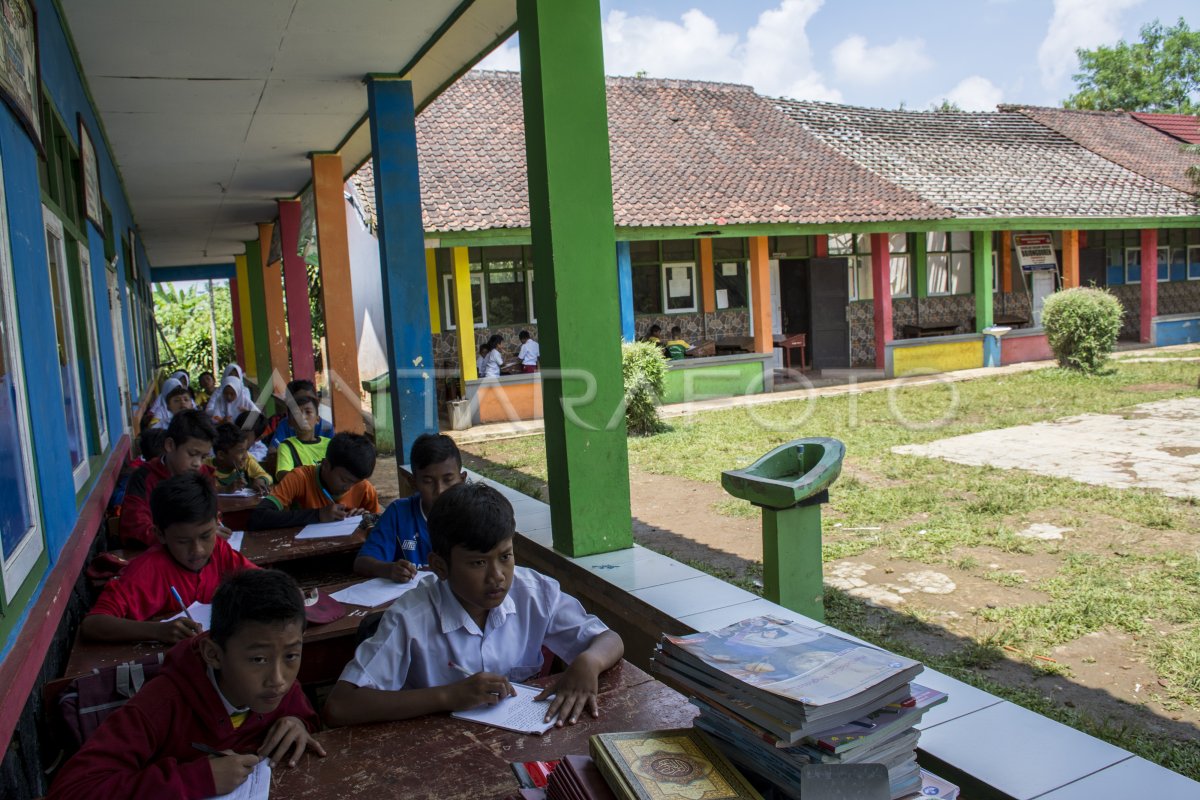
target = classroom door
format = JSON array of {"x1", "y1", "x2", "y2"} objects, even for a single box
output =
[
  {"x1": 807, "y1": 257, "x2": 851, "y2": 369},
  {"x1": 1079, "y1": 249, "x2": 1106, "y2": 288},
  {"x1": 777, "y1": 259, "x2": 810, "y2": 337}
]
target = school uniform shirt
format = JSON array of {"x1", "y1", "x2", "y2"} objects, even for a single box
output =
[
  {"x1": 481, "y1": 348, "x2": 504, "y2": 378},
  {"x1": 269, "y1": 416, "x2": 334, "y2": 448},
  {"x1": 88, "y1": 537, "x2": 257, "y2": 621},
  {"x1": 248, "y1": 439, "x2": 268, "y2": 463},
  {"x1": 519, "y1": 339, "x2": 540, "y2": 366},
  {"x1": 118, "y1": 458, "x2": 217, "y2": 549},
  {"x1": 357, "y1": 494, "x2": 430, "y2": 568},
  {"x1": 273, "y1": 435, "x2": 330, "y2": 478},
  {"x1": 264, "y1": 464, "x2": 381, "y2": 513},
  {"x1": 207, "y1": 454, "x2": 272, "y2": 488},
  {"x1": 339, "y1": 566, "x2": 609, "y2": 691},
  {"x1": 48, "y1": 636, "x2": 317, "y2": 800}
]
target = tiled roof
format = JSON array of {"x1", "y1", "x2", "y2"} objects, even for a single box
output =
[
  {"x1": 1131, "y1": 112, "x2": 1200, "y2": 144},
  {"x1": 1007, "y1": 106, "x2": 1199, "y2": 196},
  {"x1": 352, "y1": 70, "x2": 947, "y2": 235},
  {"x1": 777, "y1": 100, "x2": 1199, "y2": 219}
]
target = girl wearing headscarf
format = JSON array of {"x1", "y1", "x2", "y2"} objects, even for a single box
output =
[
  {"x1": 144, "y1": 377, "x2": 194, "y2": 430},
  {"x1": 221, "y1": 363, "x2": 254, "y2": 405},
  {"x1": 206, "y1": 374, "x2": 258, "y2": 424}
]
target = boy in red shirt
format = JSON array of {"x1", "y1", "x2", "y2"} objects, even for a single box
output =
[
  {"x1": 51, "y1": 569, "x2": 325, "y2": 799},
  {"x1": 119, "y1": 409, "x2": 218, "y2": 549},
  {"x1": 83, "y1": 473, "x2": 257, "y2": 644},
  {"x1": 247, "y1": 432, "x2": 382, "y2": 530}
]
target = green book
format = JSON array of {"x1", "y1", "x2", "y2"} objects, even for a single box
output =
[{"x1": 589, "y1": 728, "x2": 763, "y2": 800}]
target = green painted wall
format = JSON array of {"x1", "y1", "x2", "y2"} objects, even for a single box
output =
[{"x1": 661, "y1": 361, "x2": 765, "y2": 405}]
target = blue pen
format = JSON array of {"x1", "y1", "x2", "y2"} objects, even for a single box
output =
[{"x1": 169, "y1": 586, "x2": 194, "y2": 621}]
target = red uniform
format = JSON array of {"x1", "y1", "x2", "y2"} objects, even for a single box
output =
[
  {"x1": 88, "y1": 537, "x2": 257, "y2": 621},
  {"x1": 118, "y1": 458, "x2": 216, "y2": 548},
  {"x1": 49, "y1": 637, "x2": 318, "y2": 800}
]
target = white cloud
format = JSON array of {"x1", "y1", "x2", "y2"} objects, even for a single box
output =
[
  {"x1": 472, "y1": 0, "x2": 841, "y2": 102},
  {"x1": 831, "y1": 35, "x2": 932, "y2": 85},
  {"x1": 933, "y1": 76, "x2": 1004, "y2": 111},
  {"x1": 1037, "y1": 0, "x2": 1144, "y2": 89}
]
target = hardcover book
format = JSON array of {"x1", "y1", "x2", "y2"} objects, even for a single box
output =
[{"x1": 590, "y1": 729, "x2": 763, "y2": 800}]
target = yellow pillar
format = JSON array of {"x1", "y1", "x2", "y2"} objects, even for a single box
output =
[
  {"x1": 259, "y1": 222, "x2": 289, "y2": 396},
  {"x1": 699, "y1": 238, "x2": 715, "y2": 314},
  {"x1": 452, "y1": 246, "x2": 478, "y2": 390},
  {"x1": 235, "y1": 255, "x2": 256, "y2": 377},
  {"x1": 749, "y1": 236, "x2": 773, "y2": 353},
  {"x1": 426, "y1": 249, "x2": 441, "y2": 335},
  {"x1": 1062, "y1": 230, "x2": 1080, "y2": 288}
]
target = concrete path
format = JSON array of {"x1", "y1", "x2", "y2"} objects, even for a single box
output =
[{"x1": 895, "y1": 397, "x2": 1200, "y2": 499}]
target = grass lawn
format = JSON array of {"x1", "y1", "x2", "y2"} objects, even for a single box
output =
[{"x1": 461, "y1": 356, "x2": 1200, "y2": 779}]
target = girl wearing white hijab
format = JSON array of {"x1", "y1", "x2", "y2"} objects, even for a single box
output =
[
  {"x1": 206, "y1": 374, "x2": 257, "y2": 424},
  {"x1": 221, "y1": 363, "x2": 254, "y2": 405},
  {"x1": 146, "y1": 377, "x2": 194, "y2": 429}
]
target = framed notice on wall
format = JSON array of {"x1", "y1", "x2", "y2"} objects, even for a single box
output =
[
  {"x1": 0, "y1": 0, "x2": 40, "y2": 151},
  {"x1": 78, "y1": 114, "x2": 102, "y2": 229}
]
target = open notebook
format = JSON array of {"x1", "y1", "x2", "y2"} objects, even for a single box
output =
[{"x1": 451, "y1": 683, "x2": 555, "y2": 735}]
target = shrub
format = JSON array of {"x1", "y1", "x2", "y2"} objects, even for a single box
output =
[
  {"x1": 621, "y1": 340, "x2": 668, "y2": 436},
  {"x1": 1041, "y1": 287, "x2": 1123, "y2": 373}
]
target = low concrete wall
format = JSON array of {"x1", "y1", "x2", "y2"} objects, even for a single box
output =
[
  {"x1": 661, "y1": 352, "x2": 771, "y2": 405},
  {"x1": 885, "y1": 333, "x2": 983, "y2": 378},
  {"x1": 464, "y1": 373, "x2": 544, "y2": 425},
  {"x1": 1000, "y1": 328, "x2": 1053, "y2": 365},
  {"x1": 1153, "y1": 313, "x2": 1200, "y2": 347}
]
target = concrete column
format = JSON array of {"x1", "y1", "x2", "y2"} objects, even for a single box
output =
[
  {"x1": 973, "y1": 230, "x2": 994, "y2": 332},
  {"x1": 699, "y1": 237, "x2": 715, "y2": 313},
  {"x1": 425, "y1": 250, "x2": 441, "y2": 335},
  {"x1": 749, "y1": 236, "x2": 773, "y2": 353},
  {"x1": 1141, "y1": 229, "x2": 1158, "y2": 343},
  {"x1": 615, "y1": 241, "x2": 635, "y2": 342},
  {"x1": 259, "y1": 222, "x2": 289, "y2": 396},
  {"x1": 234, "y1": 255, "x2": 256, "y2": 378},
  {"x1": 1062, "y1": 230, "x2": 1080, "y2": 288},
  {"x1": 311, "y1": 152, "x2": 364, "y2": 433},
  {"x1": 451, "y1": 246, "x2": 477, "y2": 388},
  {"x1": 870, "y1": 232, "x2": 892, "y2": 369},
  {"x1": 1001, "y1": 231, "x2": 1013, "y2": 294},
  {"x1": 277, "y1": 200, "x2": 315, "y2": 383},
  {"x1": 243, "y1": 238, "x2": 272, "y2": 390}
]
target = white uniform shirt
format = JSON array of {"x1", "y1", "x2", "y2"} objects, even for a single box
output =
[
  {"x1": 481, "y1": 348, "x2": 504, "y2": 378},
  {"x1": 519, "y1": 339, "x2": 540, "y2": 366},
  {"x1": 338, "y1": 566, "x2": 608, "y2": 690}
]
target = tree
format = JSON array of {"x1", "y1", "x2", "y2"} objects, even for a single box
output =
[
  {"x1": 153, "y1": 283, "x2": 235, "y2": 377},
  {"x1": 1065, "y1": 19, "x2": 1200, "y2": 114}
]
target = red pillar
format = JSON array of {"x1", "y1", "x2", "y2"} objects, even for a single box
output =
[
  {"x1": 870, "y1": 233, "x2": 892, "y2": 369},
  {"x1": 814, "y1": 234, "x2": 828, "y2": 258},
  {"x1": 278, "y1": 200, "x2": 316, "y2": 382},
  {"x1": 229, "y1": 276, "x2": 245, "y2": 367},
  {"x1": 1140, "y1": 229, "x2": 1158, "y2": 343}
]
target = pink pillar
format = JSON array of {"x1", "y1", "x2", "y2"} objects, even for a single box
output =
[
  {"x1": 1140, "y1": 229, "x2": 1158, "y2": 343},
  {"x1": 814, "y1": 235, "x2": 828, "y2": 258},
  {"x1": 870, "y1": 232, "x2": 892, "y2": 369},
  {"x1": 229, "y1": 276, "x2": 245, "y2": 367},
  {"x1": 278, "y1": 200, "x2": 316, "y2": 382}
]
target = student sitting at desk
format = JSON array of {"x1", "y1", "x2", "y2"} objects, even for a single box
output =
[
  {"x1": 142, "y1": 376, "x2": 194, "y2": 431},
  {"x1": 119, "y1": 410, "x2": 218, "y2": 549},
  {"x1": 269, "y1": 379, "x2": 334, "y2": 450},
  {"x1": 273, "y1": 392, "x2": 331, "y2": 481},
  {"x1": 323, "y1": 482, "x2": 624, "y2": 729},
  {"x1": 664, "y1": 326, "x2": 691, "y2": 360},
  {"x1": 83, "y1": 474, "x2": 257, "y2": 644},
  {"x1": 354, "y1": 433, "x2": 466, "y2": 583},
  {"x1": 51, "y1": 569, "x2": 324, "y2": 800},
  {"x1": 209, "y1": 423, "x2": 272, "y2": 495},
  {"x1": 247, "y1": 432, "x2": 382, "y2": 530}
]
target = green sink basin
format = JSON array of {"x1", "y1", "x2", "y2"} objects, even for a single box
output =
[{"x1": 721, "y1": 437, "x2": 845, "y2": 510}]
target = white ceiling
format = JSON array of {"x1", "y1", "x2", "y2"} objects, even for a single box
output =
[{"x1": 61, "y1": 0, "x2": 516, "y2": 267}]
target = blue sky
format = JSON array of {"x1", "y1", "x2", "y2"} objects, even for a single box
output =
[{"x1": 477, "y1": 0, "x2": 1198, "y2": 110}]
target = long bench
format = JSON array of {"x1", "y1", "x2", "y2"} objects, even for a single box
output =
[{"x1": 472, "y1": 472, "x2": 1200, "y2": 799}]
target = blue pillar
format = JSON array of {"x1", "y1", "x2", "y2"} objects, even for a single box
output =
[
  {"x1": 616, "y1": 241, "x2": 635, "y2": 342},
  {"x1": 366, "y1": 76, "x2": 438, "y2": 465}
]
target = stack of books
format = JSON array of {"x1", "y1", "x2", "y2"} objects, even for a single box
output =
[{"x1": 651, "y1": 616, "x2": 955, "y2": 800}]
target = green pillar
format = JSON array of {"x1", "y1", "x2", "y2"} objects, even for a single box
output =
[
  {"x1": 762, "y1": 505, "x2": 825, "y2": 622},
  {"x1": 973, "y1": 230, "x2": 993, "y2": 332},
  {"x1": 913, "y1": 232, "x2": 928, "y2": 299},
  {"x1": 518, "y1": 0, "x2": 632, "y2": 557},
  {"x1": 244, "y1": 238, "x2": 273, "y2": 399}
]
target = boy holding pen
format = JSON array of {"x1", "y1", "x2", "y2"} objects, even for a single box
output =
[
  {"x1": 354, "y1": 433, "x2": 466, "y2": 582},
  {"x1": 82, "y1": 474, "x2": 257, "y2": 644},
  {"x1": 323, "y1": 483, "x2": 624, "y2": 729},
  {"x1": 50, "y1": 569, "x2": 324, "y2": 799},
  {"x1": 246, "y1": 432, "x2": 381, "y2": 530}
]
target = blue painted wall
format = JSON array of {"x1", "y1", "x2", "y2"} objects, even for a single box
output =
[{"x1": 1154, "y1": 317, "x2": 1200, "y2": 346}]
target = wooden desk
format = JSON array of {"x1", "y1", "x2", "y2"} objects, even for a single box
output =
[
  {"x1": 773, "y1": 333, "x2": 808, "y2": 371},
  {"x1": 217, "y1": 493, "x2": 261, "y2": 514},
  {"x1": 275, "y1": 661, "x2": 697, "y2": 800},
  {"x1": 901, "y1": 323, "x2": 960, "y2": 339},
  {"x1": 240, "y1": 522, "x2": 368, "y2": 566}
]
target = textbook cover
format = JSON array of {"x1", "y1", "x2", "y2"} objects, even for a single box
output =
[
  {"x1": 590, "y1": 729, "x2": 763, "y2": 800},
  {"x1": 809, "y1": 684, "x2": 947, "y2": 754}
]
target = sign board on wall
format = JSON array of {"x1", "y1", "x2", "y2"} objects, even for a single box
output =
[{"x1": 1014, "y1": 233, "x2": 1058, "y2": 271}]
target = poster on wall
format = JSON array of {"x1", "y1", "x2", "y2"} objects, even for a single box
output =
[
  {"x1": 78, "y1": 115, "x2": 102, "y2": 229},
  {"x1": 0, "y1": 0, "x2": 40, "y2": 151}
]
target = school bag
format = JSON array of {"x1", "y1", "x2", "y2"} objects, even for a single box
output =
[{"x1": 57, "y1": 652, "x2": 166, "y2": 748}]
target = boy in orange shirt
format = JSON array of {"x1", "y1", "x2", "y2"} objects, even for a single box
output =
[{"x1": 247, "y1": 432, "x2": 381, "y2": 530}]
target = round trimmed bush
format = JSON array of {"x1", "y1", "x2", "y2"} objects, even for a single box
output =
[
  {"x1": 1041, "y1": 287, "x2": 1123, "y2": 373},
  {"x1": 621, "y1": 340, "x2": 668, "y2": 436}
]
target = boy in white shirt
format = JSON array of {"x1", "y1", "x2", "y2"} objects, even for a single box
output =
[
  {"x1": 518, "y1": 330, "x2": 540, "y2": 373},
  {"x1": 323, "y1": 482, "x2": 623, "y2": 728}
]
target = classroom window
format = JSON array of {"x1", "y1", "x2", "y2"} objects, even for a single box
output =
[
  {"x1": 441, "y1": 273, "x2": 485, "y2": 330},
  {"x1": 632, "y1": 264, "x2": 661, "y2": 314},
  {"x1": 484, "y1": 263, "x2": 527, "y2": 326},
  {"x1": 1189, "y1": 245, "x2": 1200, "y2": 280},
  {"x1": 77, "y1": 244, "x2": 108, "y2": 451},
  {"x1": 839, "y1": 234, "x2": 910, "y2": 301},
  {"x1": 662, "y1": 262, "x2": 697, "y2": 313},
  {"x1": 714, "y1": 261, "x2": 748, "y2": 309},
  {"x1": 927, "y1": 231, "x2": 972, "y2": 296},
  {"x1": 1124, "y1": 246, "x2": 1170, "y2": 283},
  {"x1": 45, "y1": 207, "x2": 90, "y2": 491},
  {"x1": 0, "y1": 157, "x2": 45, "y2": 601}
]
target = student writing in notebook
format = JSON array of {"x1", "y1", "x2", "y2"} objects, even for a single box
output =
[
  {"x1": 50, "y1": 569, "x2": 324, "y2": 799},
  {"x1": 353, "y1": 433, "x2": 466, "y2": 582},
  {"x1": 246, "y1": 432, "x2": 381, "y2": 530},
  {"x1": 323, "y1": 482, "x2": 624, "y2": 728},
  {"x1": 82, "y1": 473, "x2": 257, "y2": 644}
]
